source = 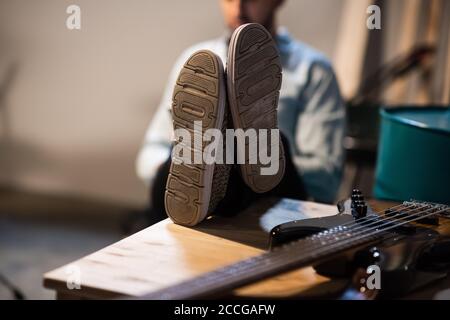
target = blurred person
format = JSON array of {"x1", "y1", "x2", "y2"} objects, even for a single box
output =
[{"x1": 135, "y1": 0, "x2": 345, "y2": 225}]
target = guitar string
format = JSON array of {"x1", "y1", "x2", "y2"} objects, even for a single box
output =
[
  {"x1": 316, "y1": 198, "x2": 447, "y2": 236},
  {"x1": 147, "y1": 204, "x2": 448, "y2": 298},
  {"x1": 307, "y1": 203, "x2": 430, "y2": 243},
  {"x1": 305, "y1": 203, "x2": 415, "y2": 239},
  {"x1": 263, "y1": 204, "x2": 446, "y2": 264},
  {"x1": 284, "y1": 202, "x2": 410, "y2": 234},
  {"x1": 228, "y1": 205, "x2": 448, "y2": 281},
  {"x1": 293, "y1": 199, "x2": 448, "y2": 251},
  {"x1": 307, "y1": 200, "x2": 447, "y2": 242},
  {"x1": 269, "y1": 202, "x2": 422, "y2": 255}
]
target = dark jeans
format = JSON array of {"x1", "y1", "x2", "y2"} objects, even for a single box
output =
[{"x1": 146, "y1": 133, "x2": 308, "y2": 224}]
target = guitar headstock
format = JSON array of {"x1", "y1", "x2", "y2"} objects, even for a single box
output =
[{"x1": 269, "y1": 189, "x2": 376, "y2": 248}]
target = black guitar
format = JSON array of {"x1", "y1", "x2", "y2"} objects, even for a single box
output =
[{"x1": 140, "y1": 190, "x2": 450, "y2": 299}]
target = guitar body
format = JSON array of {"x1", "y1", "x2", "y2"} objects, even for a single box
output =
[
  {"x1": 348, "y1": 228, "x2": 448, "y2": 299},
  {"x1": 269, "y1": 198, "x2": 450, "y2": 298}
]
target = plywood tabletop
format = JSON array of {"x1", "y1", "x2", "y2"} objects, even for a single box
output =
[
  {"x1": 44, "y1": 198, "x2": 434, "y2": 299},
  {"x1": 43, "y1": 198, "x2": 343, "y2": 299}
]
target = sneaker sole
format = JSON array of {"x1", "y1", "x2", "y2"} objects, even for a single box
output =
[
  {"x1": 227, "y1": 23, "x2": 286, "y2": 193},
  {"x1": 165, "y1": 50, "x2": 226, "y2": 226}
]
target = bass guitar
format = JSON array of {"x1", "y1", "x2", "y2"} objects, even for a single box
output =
[{"x1": 140, "y1": 189, "x2": 450, "y2": 299}]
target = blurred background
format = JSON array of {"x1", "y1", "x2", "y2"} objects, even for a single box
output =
[{"x1": 0, "y1": 0, "x2": 449, "y2": 299}]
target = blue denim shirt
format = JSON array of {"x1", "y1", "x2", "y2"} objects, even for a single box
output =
[{"x1": 137, "y1": 28, "x2": 346, "y2": 203}]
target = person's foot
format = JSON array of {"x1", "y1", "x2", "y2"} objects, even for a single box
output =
[
  {"x1": 165, "y1": 50, "x2": 230, "y2": 226},
  {"x1": 226, "y1": 23, "x2": 286, "y2": 193}
]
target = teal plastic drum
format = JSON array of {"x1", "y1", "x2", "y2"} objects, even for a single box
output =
[{"x1": 374, "y1": 107, "x2": 450, "y2": 204}]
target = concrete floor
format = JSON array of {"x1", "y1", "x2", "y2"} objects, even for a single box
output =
[{"x1": 0, "y1": 188, "x2": 136, "y2": 299}]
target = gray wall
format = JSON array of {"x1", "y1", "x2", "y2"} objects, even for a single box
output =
[{"x1": 0, "y1": 0, "x2": 344, "y2": 205}]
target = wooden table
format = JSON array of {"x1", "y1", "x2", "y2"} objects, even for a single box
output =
[{"x1": 43, "y1": 199, "x2": 449, "y2": 299}]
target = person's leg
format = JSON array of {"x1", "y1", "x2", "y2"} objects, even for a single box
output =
[
  {"x1": 213, "y1": 164, "x2": 257, "y2": 216},
  {"x1": 214, "y1": 132, "x2": 308, "y2": 217},
  {"x1": 265, "y1": 133, "x2": 308, "y2": 200}
]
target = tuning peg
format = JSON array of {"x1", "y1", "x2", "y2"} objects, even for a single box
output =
[
  {"x1": 351, "y1": 192, "x2": 365, "y2": 211},
  {"x1": 352, "y1": 203, "x2": 367, "y2": 219},
  {"x1": 351, "y1": 194, "x2": 364, "y2": 202}
]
